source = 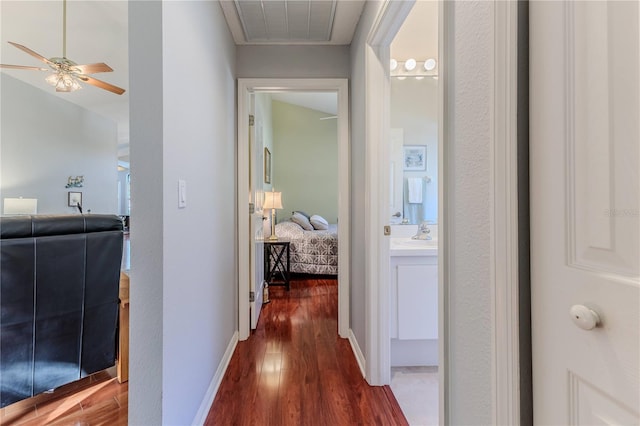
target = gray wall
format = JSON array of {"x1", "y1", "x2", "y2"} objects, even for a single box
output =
[
  {"x1": 272, "y1": 100, "x2": 338, "y2": 223},
  {"x1": 1, "y1": 74, "x2": 118, "y2": 215},
  {"x1": 237, "y1": 45, "x2": 351, "y2": 78},
  {"x1": 348, "y1": 0, "x2": 384, "y2": 378},
  {"x1": 129, "y1": 1, "x2": 237, "y2": 424}
]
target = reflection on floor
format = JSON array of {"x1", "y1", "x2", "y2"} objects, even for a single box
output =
[{"x1": 390, "y1": 366, "x2": 439, "y2": 426}]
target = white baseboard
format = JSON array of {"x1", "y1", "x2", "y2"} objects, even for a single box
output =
[
  {"x1": 191, "y1": 331, "x2": 238, "y2": 425},
  {"x1": 348, "y1": 329, "x2": 366, "y2": 378}
]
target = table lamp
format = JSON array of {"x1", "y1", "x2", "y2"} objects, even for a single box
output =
[
  {"x1": 263, "y1": 190, "x2": 283, "y2": 240},
  {"x1": 3, "y1": 197, "x2": 38, "y2": 215}
]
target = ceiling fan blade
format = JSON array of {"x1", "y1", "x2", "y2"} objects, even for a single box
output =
[
  {"x1": 78, "y1": 75, "x2": 125, "y2": 95},
  {"x1": 0, "y1": 64, "x2": 48, "y2": 71},
  {"x1": 8, "y1": 42, "x2": 54, "y2": 66},
  {"x1": 72, "y1": 63, "x2": 113, "y2": 74}
]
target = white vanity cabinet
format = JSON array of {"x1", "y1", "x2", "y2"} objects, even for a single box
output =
[
  {"x1": 390, "y1": 255, "x2": 438, "y2": 339},
  {"x1": 390, "y1": 249, "x2": 438, "y2": 366}
]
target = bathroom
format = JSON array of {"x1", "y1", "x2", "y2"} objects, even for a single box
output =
[{"x1": 387, "y1": 2, "x2": 439, "y2": 425}]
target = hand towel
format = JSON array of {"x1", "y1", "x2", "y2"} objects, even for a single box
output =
[{"x1": 407, "y1": 177, "x2": 423, "y2": 204}]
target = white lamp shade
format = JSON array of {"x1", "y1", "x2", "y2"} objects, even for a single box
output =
[
  {"x1": 4, "y1": 198, "x2": 38, "y2": 215},
  {"x1": 263, "y1": 191, "x2": 283, "y2": 210}
]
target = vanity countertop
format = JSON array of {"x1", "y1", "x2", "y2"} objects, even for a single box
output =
[{"x1": 389, "y1": 238, "x2": 438, "y2": 257}]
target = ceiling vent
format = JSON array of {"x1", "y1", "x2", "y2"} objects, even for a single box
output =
[{"x1": 233, "y1": 0, "x2": 337, "y2": 42}]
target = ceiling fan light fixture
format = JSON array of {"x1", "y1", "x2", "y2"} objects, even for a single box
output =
[{"x1": 46, "y1": 72, "x2": 82, "y2": 92}]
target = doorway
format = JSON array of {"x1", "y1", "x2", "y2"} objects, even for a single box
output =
[
  {"x1": 237, "y1": 79, "x2": 350, "y2": 341},
  {"x1": 386, "y1": 2, "x2": 440, "y2": 424}
]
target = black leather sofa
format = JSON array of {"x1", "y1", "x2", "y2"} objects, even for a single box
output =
[{"x1": 0, "y1": 214, "x2": 123, "y2": 408}]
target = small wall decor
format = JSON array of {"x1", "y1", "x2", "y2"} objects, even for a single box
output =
[
  {"x1": 65, "y1": 176, "x2": 84, "y2": 188},
  {"x1": 68, "y1": 191, "x2": 82, "y2": 207},
  {"x1": 403, "y1": 145, "x2": 427, "y2": 171},
  {"x1": 264, "y1": 148, "x2": 271, "y2": 184}
]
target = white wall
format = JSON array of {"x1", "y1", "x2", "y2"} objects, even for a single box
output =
[
  {"x1": 236, "y1": 45, "x2": 351, "y2": 78},
  {"x1": 1, "y1": 74, "x2": 118, "y2": 215},
  {"x1": 129, "y1": 1, "x2": 237, "y2": 425},
  {"x1": 351, "y1": 0, "x2": 495, "y2": 422},
  {"x1": 444, "y1": 1, "x2": 493, "y2": 423},
  {"x1": 255, "y1": 92, "x2": 273, "y2": 192},
  {"x1": 390, "y1": 77, "x2": 438, "y2": 222}
]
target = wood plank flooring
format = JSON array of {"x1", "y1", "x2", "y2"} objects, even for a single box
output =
[
  {"x1": 1, "y1": 275, "x2": 405, "y2": 425},
  {"x1": 206, "y1": 275, "x2": 408, "y2": 426},
  {"x1": 0, "y1": 367, "x2": 127, "y2": 426}
]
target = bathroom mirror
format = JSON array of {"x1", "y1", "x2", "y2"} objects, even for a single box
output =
[{"x1": 389, "y1": 77, "x2": 438, "y2": 224}]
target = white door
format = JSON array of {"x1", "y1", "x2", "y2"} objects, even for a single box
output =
[
  {"x1": 249, "y1": 113, "x2": 265, "y2": 329},
  {"x1": 531, "y1": 1, "x2": 639, "y2": 423}
]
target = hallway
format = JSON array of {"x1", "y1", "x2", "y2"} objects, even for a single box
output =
[{"x1": 205, "y1": 276, "x2": 408, "y2": 425}]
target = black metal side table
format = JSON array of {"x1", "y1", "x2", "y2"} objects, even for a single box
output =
[{"x1": 264, "y1": 239, "x2": 290, "y2": 291}]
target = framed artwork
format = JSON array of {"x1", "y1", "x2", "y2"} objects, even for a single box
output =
[
  {"x1": 403, "y1": 145, "x2": 427, "y2": 171},
  {"x1": 264, "y1": 147, "x2": 271, "y2": 184},
  {"x1": 68, "y1": 191, "x2": 82, "y2": 207}
]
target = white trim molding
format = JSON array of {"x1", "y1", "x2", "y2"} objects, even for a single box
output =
[
  {"x1": 348, "y1": 329, "x2": 366, "y2": 378},
  {"x1": 364, "y1": 0, "x2": 415, "y2": 388},
  {"x1": 491, "y1": 1, "x2": 521, "y2": 425},
  {"x1": 191, "y1": 331, "x2": 239, "y2": 425}
]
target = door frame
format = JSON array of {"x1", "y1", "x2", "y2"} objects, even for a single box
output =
[
  {"x1": 237, "y1": 78, "x2": 350, "y2": 341},
  {"x1": 365, "y1": 1, "x2": 523, "y2": 423}
]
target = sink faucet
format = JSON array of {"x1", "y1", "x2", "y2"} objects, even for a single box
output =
[{"x1": 412, "y1": 221, "x2": 432, "y2": 240}]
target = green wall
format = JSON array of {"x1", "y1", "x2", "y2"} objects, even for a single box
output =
[{"x1": 272, "y1": 100, "x2": 338, "y2": 223}]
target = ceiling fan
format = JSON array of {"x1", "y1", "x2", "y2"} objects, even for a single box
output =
[{"x1": 0, "y1": 0, "x2": 125, "y2": 95}]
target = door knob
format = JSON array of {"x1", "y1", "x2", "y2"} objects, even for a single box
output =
[{"x1": 570, "y1": 305, "x2": 601, "y2": 330}]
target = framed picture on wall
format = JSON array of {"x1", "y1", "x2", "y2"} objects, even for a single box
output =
[
  {"x1": 68, "y1": 191, "x2": 82, "y2": 207},
  {"x1": 264, "y1": 147, "x2": 271, "y2": 184},
  {"x1": 403, "y1": 145, "x2": 426, "y2": 171}
]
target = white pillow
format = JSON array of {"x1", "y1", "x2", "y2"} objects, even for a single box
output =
[
  {"x1": 291, "y1": 212, "x2": 314, "y2": 231},
  {"x1": 310, "y1": 214, "x2": 329, "y2": 230}
]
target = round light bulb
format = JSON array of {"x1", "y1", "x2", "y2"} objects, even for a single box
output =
[
  {"x1": 424, "y1": 58, "x2": 437, "y2": 71},
  {"x1": 390, "y1": 58, "x2": 398, "y2": 71},
  {"x1": 404, "y1": 58, "x2": 417, "y2": 71}
]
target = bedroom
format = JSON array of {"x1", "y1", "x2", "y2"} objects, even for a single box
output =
[{"x1": 255, "y1": 91, "x2": 339, "y2": 277}]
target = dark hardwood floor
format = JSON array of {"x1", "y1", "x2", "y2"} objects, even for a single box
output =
[
  {"x1": 1, "y1": 275, "x2": 406, "y2": 425},
  {"x1": 206, "y1": 275, "x2": 408, "y2": 426},
  {"x1": 0, "y1": 367, "x2": 127, "y2": 426}
]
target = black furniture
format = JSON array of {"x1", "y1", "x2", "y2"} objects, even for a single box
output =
[
  {"x1": 0, "y1": 214, "x2": 123, "y2": 408},
  {"x1": 264, "y1": 239, "x2": 290, "y2": 291}
]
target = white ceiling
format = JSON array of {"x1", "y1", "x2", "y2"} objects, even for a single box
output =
[
  {"x1": 0, "y1": 1, "x2": 129, "y2": 146},
  {"x1": 0, "y1": 1, "x2": 433, "y2": 155},
  {"x1": 271, "y1": 92, "x2": 337, "y2": 115}
]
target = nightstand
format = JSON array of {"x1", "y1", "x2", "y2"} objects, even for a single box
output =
[{"x1": 264, "y1": 239, "x2": 290, "y2": 291}]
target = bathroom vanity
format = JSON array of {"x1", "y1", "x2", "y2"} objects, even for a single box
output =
[{"x1": 389, "y1": 225, "x2": 438, "y2": 366}]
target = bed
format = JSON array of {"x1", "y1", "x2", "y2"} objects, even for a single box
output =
[{"x1": 274, "y1": 221, "x2": 338, "y2": 275}]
